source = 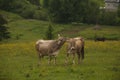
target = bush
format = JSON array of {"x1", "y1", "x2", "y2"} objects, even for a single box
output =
[
  {"x1": 0, "y1": 14, "x2": 10, "y2": 41},
  {"x1": 99, "y1": 11, "x2": 120, "y2": 26},
  {"x1": 0, "y1": 25, "x2": 10, "y2": 41},
  {"x1": 45, "y1": 24, "x2": 54, "y2": 40},
  {"x1": 21, "y1": 5, "x2": 37, "y2": 18},
  {"x1": 33, "y1": 10, "x2": 48, "y2": 20},
  {"x1": 11, "y1": 0, "x2": 37, "y2": 18},
  {"x1": 0, "y1": 0, "x2": 38, "y2": 19}
]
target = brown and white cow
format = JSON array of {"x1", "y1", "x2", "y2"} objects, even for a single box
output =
[
  {"x1": 66, "y1": 37, "x2": 84, "y2": 64},
  {"x1": 35, "y1": 35, "x2": 66, "y2": 65}
]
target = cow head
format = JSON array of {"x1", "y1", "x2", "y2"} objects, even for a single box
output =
[{"x1": 57, "y1": 34, "x2": 66, "y2": 45}]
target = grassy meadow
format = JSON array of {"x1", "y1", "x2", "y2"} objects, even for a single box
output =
[
  {"x1": 4, "y1": 19, "x2": 120, "y2": 43},
  {"x1": 0, "y1": 11, "x2": 120, "y2": 80},
  {"x1": 0, "y1": 41, "x2": 120, "y2": 80}
]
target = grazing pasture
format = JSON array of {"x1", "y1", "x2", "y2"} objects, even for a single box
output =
[
  {"x1": 0, "y1": 41, "x2": 120, "y2": 80},
  {"x1": 0, "y1": 11, "x2": 120, "y2": 80}
]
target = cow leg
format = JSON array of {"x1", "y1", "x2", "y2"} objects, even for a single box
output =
[
  {"x1": 77, "y1": 52, "x2": 81, "y2": 64},
  {"x1": 48, "y1": 56, "x2": 52, "y2": 64},
  {"x1": 72, "y1": 53, "x2": 75, "y2": 64},
  {"x1": 65, "y1": 53, "x2": 69, "y2": 64},
  {"x1": 54, "y1": 56, "x2": 57, "y2": 65},
  {"x1": 38, "y1": 53, "x2": 42, "y2": 65}
]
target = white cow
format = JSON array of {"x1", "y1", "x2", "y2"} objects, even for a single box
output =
[{"x1": 35, "y1": 36, "x2": 66, "y2": 65}]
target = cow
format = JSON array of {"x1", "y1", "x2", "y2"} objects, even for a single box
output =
[
  {"x1": 94, "y1": 37, "x2": 105, "y2": 42},
  {"x1": 65, "y1": 37, "x2": 84, "y2": 64},
  {"x1": 35, "y1": 35, "x2": 66, "y2": 65}
]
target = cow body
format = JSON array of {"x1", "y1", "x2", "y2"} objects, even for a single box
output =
[
  {"x1": 66, "y1": 37, "x2": 84, "y2": 64},
  {"x1": 35, "y1": 37, "x2": 66, "y2": 65}
]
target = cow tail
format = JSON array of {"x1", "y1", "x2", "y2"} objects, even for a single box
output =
[
  {"x1": 81, "y1": 39, "x2": 84, "y2": 60},
  {"x1": 81, "y1": 45, "x2": 84, "y2": 60}
]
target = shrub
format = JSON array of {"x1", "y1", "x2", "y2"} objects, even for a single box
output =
[
  {"x1": 99, "y1": 11, "x2": 120, "y2": 26},
  {"x1": 0, "y1": 14, "x2": 10, "y2": 41},
  {"x1": 45, "y1": 24, "x2": 54, "y2": 40},
  {"x1": 33, "y1": 10, "x2": 48, "y2": 20}
]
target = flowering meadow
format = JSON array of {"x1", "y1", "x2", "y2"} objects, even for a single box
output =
[{"x1": 0, "y1": 40, "x2": 120, "y2": 80}]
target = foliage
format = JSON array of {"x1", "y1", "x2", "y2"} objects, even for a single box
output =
[
  {"x1": 0, "y1": 0, "x2": 14, "y2": 11},
  {"x1": 45, "y1": 24, "x2": 54, "y2": 39},
  {"x1": 0, "y1": 0, "x2": 119, "y2": 25},
  {"x1": 0, "y1": 14, "x2": 10, "y2": 41},
  {"x1": 33, "y1": 10, "x2": 48, "y2": 20},
  {"x1": 48, "y1": 0, "x2": 81, "y2": 23},
  {"x1": 43, "y1": 0, "x2": 49, "y2": 8},
  {"x1": 82, "y1": 0, "x2": 100, "y2": 24},
  {"x1": 117, "y1": 5, "x2": 120, "y2": 17},
  {"x1": 0, "y1": 14, "x2": 7, "y2": 25},
  {"x1": 47, "y1": 0, "x2": 100, "y2": 23},
  {"x1": 116, "y1": 5, "x2": 120, "y2": 25},
  {"x1": 0, "y1": 0, "x2": 39, "y2": 18},
  {"x1": 99, "y1": 11, "x2": 119, "y2": 25},
  {"x1": 48, "y1": 0, "x2": 62, "y2": 23},
  {"x1": 11, "y1": 0, "x2": 37, "y2": 18},
  {"x1": 0, "y1": 25, "x2": 10, "y2": 41},
  {"x1": 27, "y1": 0, "x2": 40, "y2": 7},
  {"x1": 0, "y1": 10, "x2": 23, "y2": 22}
]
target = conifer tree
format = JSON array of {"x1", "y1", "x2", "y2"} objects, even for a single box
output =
[
  {"x1": 0, "y1": 14, "x2": 10, "y2": 41},
  {"x1": 45, "y1": 24, "x2": 54, "y2": 40}
]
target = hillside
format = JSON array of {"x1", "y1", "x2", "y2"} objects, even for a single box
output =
[
  {"x1": 7, "y1": 20, "x2": 120, "y2": 42},
  {"x1": 0, "y1": 10, "x2": 120, "y2": 43},
  {"x1": 0, "y1": 10, "x2": 23, "y2": 22}
]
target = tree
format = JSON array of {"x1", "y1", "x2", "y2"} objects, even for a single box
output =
[
  {"x1": 48, "y1": 0, "x2": 80, "y2": 23},
  {"x1": 27, "y1": 0, "x2": 40, "y2": 7},
  {"x1": 118, "y1": 5, "x2": 120, "y2": 17},
  {"x1": 0, "y1": 0, "x2": 14, "y2": 11},
  {"x1": 83, "y1": 0, "x2": 100, "y2": 24},
  {"x1": 0, "y1": 25, "x2": 10, "y2": 41},
  {"x1": 45, "y1": 24, "x2": 54, "y2": 40},
  {"x1": 0, "y1": 0, "x2": 38, "y2": 19},
  {"x1": 0, "y1": 14, "x2": 10, "y2": 41},
  {"x1": 0, "y1": 14, "x2": 7, "y2": 25},
  {"x1": 116, "y1": 5, "x2": 120, "y2": 25},
  {"x1": 48, "y1": 0, "x2": 100, "y2": 23},
  {"x1": 48, "y1": 0, "x2": 62, "y2": 22},
  {"x1": 43, "y1": 0, "x2": 49, "y2": 8}
]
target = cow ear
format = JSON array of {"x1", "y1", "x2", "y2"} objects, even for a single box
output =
[{"x1": 58, "y1": 34, "x2": 61, "y2": 38}]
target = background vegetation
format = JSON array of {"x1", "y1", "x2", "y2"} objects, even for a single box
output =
[
  {"x1": 0, "y1": 0, "x2": 120, "y2": 25},
  {"x1": 0, "y1": 10, "x2": 120, "y2": 42}
]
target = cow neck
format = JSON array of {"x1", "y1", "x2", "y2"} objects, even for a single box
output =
[{"x1": 49, "y1": 39, "x2": 64, "y2": 53}]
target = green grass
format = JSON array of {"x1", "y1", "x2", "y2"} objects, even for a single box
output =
[
  {"x1": 0, "y1": 10, "x2": 23, "y2": 22},
  {"x1": 79, "y1": 26, "x2": 120, "y2": 40},
  {"x1": 0, "y1": 10, "x2": 120, "y2": 80},
  {"x1": 0, "y1": 41, "x2": 120, "y2": 80},
  {"x1": 8, "y1": 20, "x2": 49, "y2": 42},
  {"x1": 6, "y1": 20, "x2": 120, "y2": 43}
]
